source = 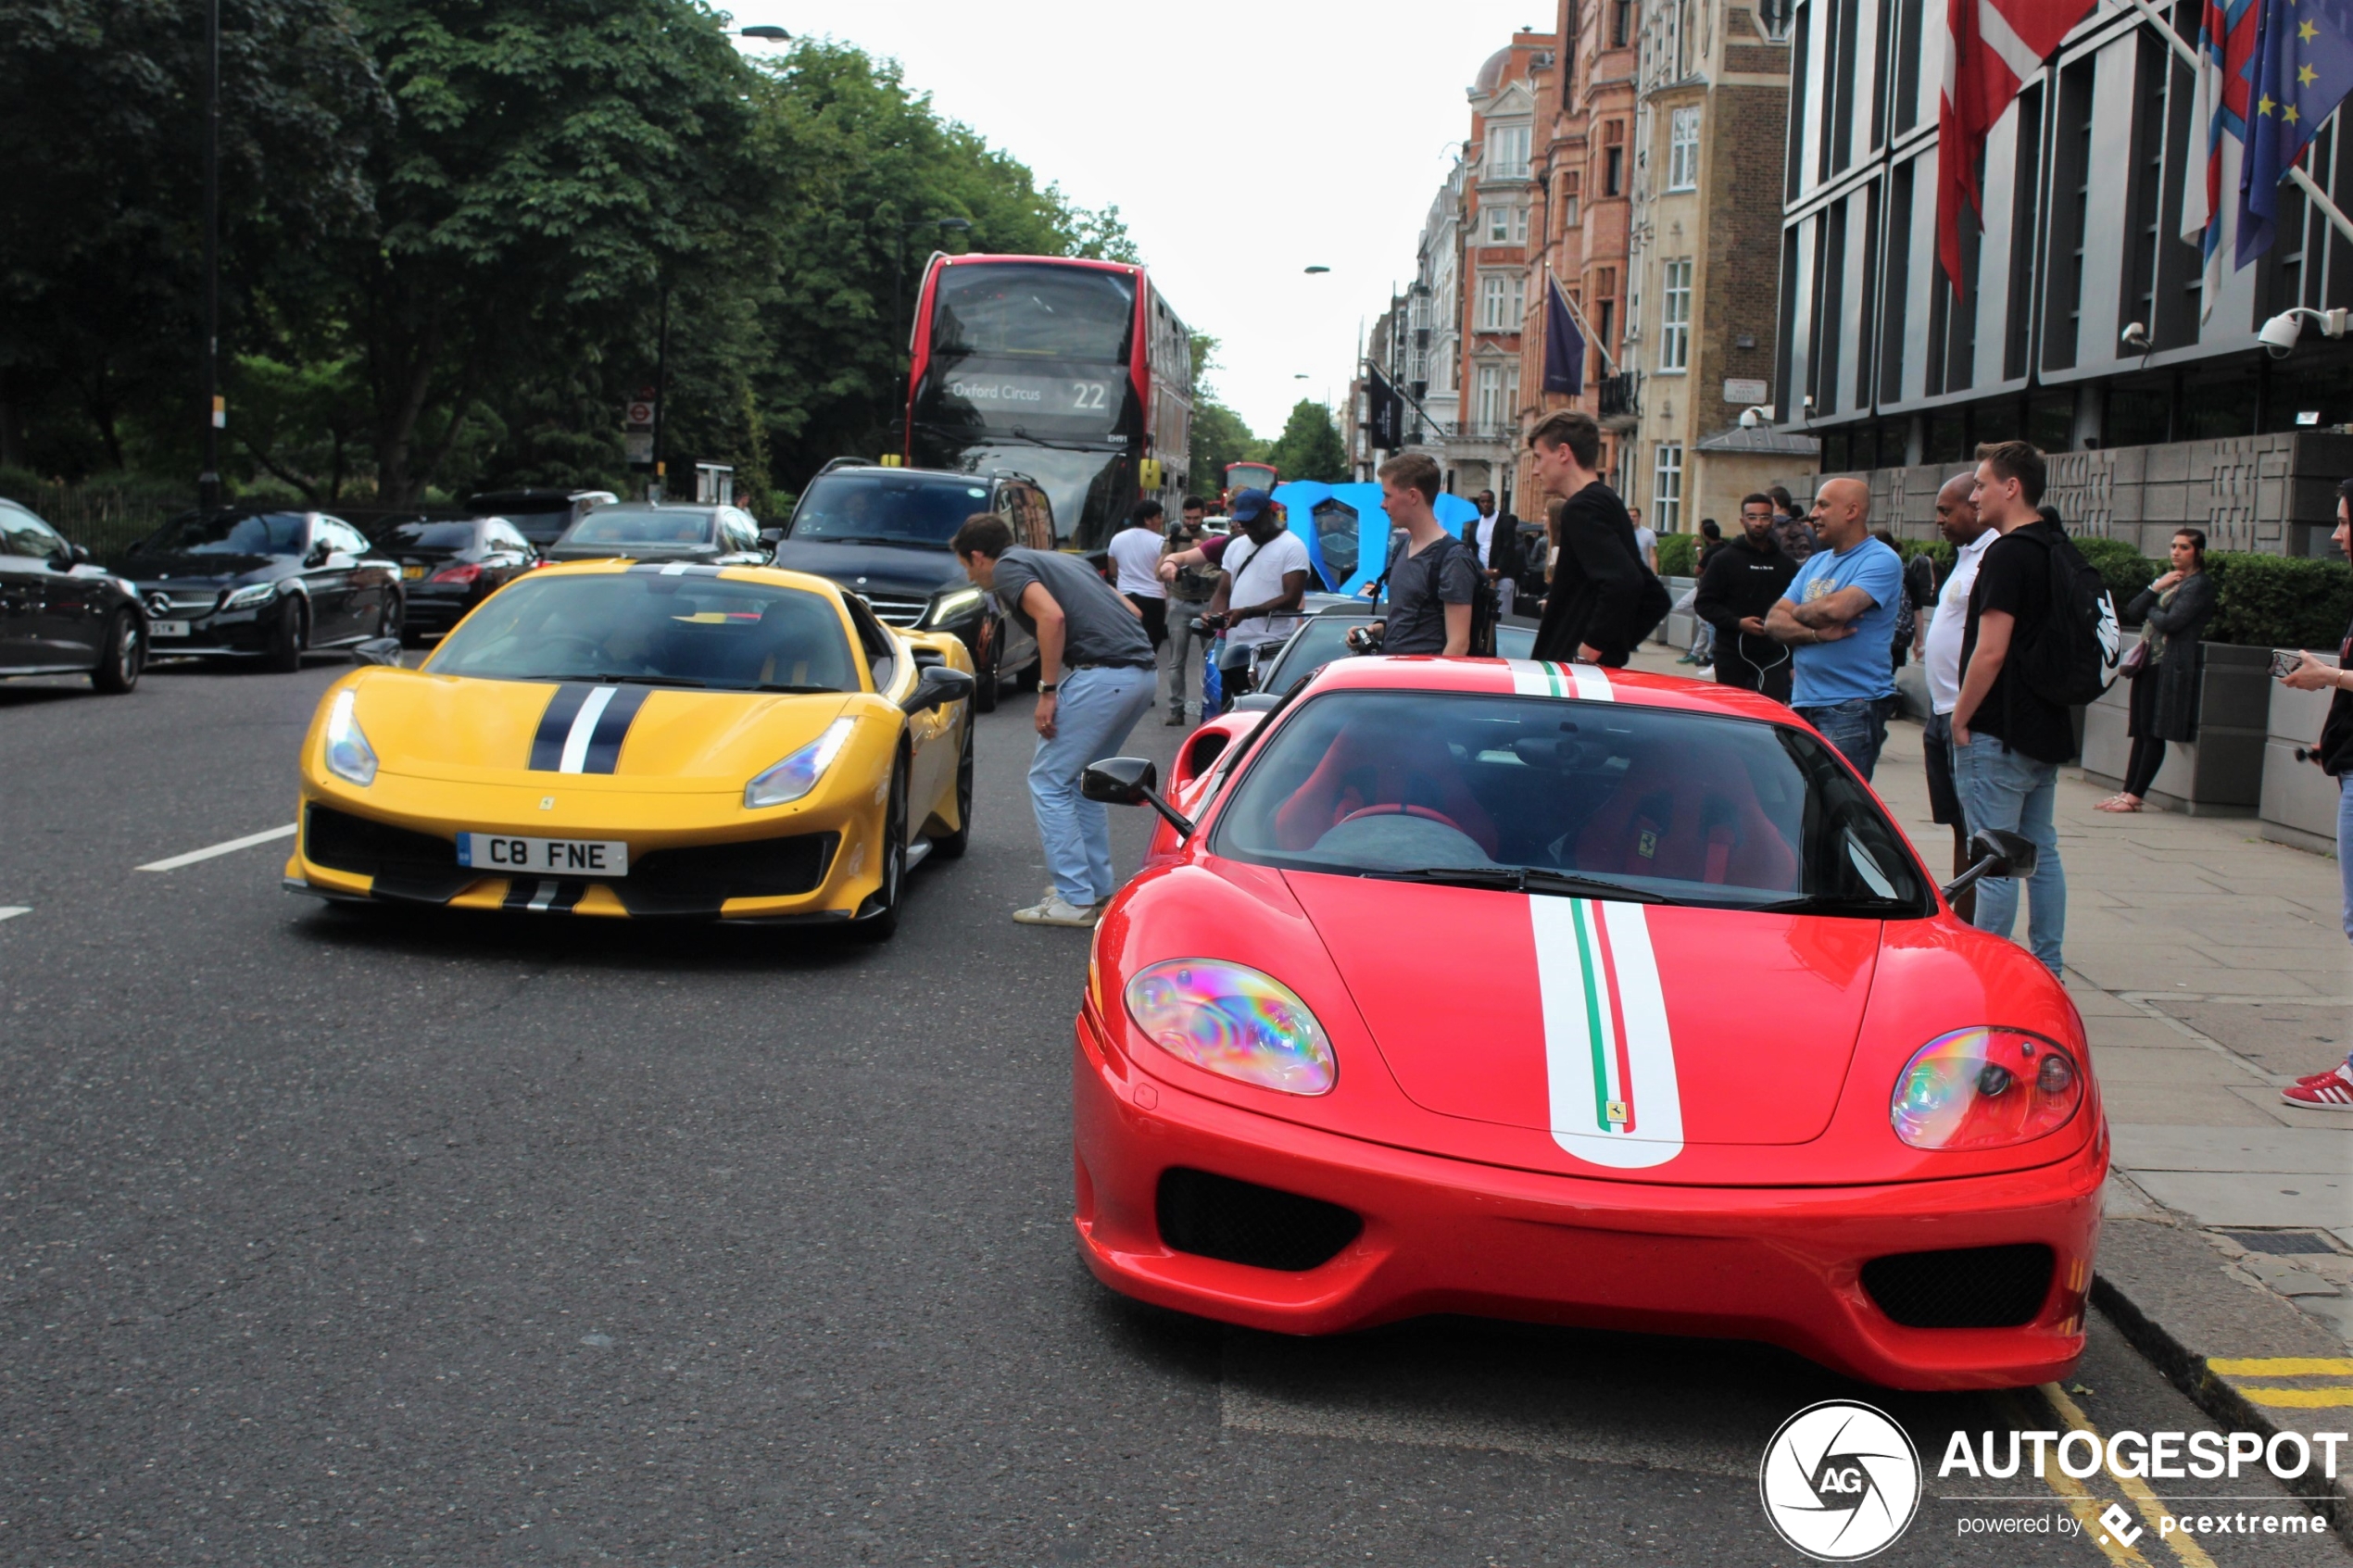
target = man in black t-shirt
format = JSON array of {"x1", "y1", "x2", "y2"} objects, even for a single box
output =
[{"x1": 1950, "y1": 441, "x2": 2070, "y2": 975}]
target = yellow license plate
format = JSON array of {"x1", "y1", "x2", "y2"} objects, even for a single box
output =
[{"x1": 401, "y1": 564, "x2": 425, "y2": 581}]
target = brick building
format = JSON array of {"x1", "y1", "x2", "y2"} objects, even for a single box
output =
[{"x1": 1515, "y1": 0, "x2": 1802, "y2": 528}]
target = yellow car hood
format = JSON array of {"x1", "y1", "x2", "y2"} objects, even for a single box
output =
[{"x1": 345, "y1": 667, "x2": 857, "y2": 789}]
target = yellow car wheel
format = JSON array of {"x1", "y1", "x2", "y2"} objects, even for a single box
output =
[{"x1": 850, "y1": 751, "x2": 909, "y2": 943}]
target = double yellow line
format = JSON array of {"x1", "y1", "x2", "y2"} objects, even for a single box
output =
[
  {"x1": 2209, "y1": 1355, "x2": 2353, "y2": 1409},
  {"x1": 2007, "y1": 1384, "x2": 2217, "y2": 1568}
]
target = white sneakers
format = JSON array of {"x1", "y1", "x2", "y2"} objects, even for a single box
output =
[{"x1": 1013, "y1": 895, "x2": 1101, "y2": 927}]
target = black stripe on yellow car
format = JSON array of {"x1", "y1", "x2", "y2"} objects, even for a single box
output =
[
  {"x1": 529, "y1": 684, "x2": 595, "y2": 770},
  {"x1": 503, "y1": 878, "x2": 588, "y2": 913},
  {"x1": 579, "y1": 685, "x2": 650, "y2": 773}
]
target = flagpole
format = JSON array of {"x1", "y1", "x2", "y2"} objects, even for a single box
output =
[
  {"x1": 2120, "y1": 0, "x2": 2353, "y2": 246},
  {"x1": 1546, "y1": 264, "x2": 1621, "y2": 375}
]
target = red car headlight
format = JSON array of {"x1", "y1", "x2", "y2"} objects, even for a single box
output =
[
  {"x1": 1891, "y1": 1027, "x2": 2082, "y2": 1150},
  {"x1": 1123, "y1": 960, "x2": 1337, "y2": 1096}
]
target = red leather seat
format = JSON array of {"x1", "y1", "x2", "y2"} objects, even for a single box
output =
[
  {"x1": 1572, "y1": 758, "x2": 1799, "y2": 890},
  {"x1": 1272, "y1": 725, "x2": 1500, "y2": 858}
]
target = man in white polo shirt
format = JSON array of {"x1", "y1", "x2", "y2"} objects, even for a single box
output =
[{"x1": 1921, "y1": 470, "x2": 1994, "y2": 917}]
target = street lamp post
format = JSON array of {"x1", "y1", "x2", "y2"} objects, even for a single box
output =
[{"x1": 198, "y1": 0, "x2": 221, "y2": 509}]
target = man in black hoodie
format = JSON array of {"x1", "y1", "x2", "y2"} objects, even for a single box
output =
[
  {"x1": 1527, "y1": 410, "x2": 1659, "y2": 664},
  {"x1": 1692, "y1": 492, "x2": 1797, "y2": 702}
]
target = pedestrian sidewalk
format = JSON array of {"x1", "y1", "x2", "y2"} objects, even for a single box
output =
[{"x1": 1630, "y1": 645, "x2": 2353, "y2": 1515}]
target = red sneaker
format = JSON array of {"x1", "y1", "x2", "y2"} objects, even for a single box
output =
[
  {"x1": 2283, "y1": 1064, "x2": 2353, "y2": 1110},
  {"x1": 2295, "y1": 1060, "x2": 2353, "y2": 1087}
]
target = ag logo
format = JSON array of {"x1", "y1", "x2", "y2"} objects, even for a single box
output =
[{"x1": 1758, "y1": 1399, "x2": 1921, "y2": 1561}]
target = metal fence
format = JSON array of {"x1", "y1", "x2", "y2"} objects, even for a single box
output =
[{"x1": 2, "y1": 482, "x2": 188, "y2": 559}]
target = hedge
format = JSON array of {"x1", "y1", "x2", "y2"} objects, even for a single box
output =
[
  {"x1": 2205, "y1": 552, "x2": 2353, "y2": 649},
  {"x1": 1655, "y1": 533, "x2": 1698, "y2": 577},
  {"x1": 2075, "y1": 536, "x2": 2160, "y2": 613}
]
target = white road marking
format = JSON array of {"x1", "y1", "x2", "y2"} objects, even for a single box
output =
[
  {"x1": 136, "y1": 823, "x2": 297, "y2": 872},
  {"x1": 0, "y1": 907, "x2": 28, "y2": 922}
]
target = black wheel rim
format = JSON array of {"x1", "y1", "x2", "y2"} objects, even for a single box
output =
[
  {"x1": 119, "y1": 620, "x2": 139, "y2": 682},
  {"x1": 957, "y1": 723, "x2": 974, "y2": 822},
  {"x1": 883, "y1": 764, "x2": 907, "y2": 907}
]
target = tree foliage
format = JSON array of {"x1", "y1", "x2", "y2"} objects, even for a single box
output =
[
  {"x1": 1266, "y1": 398, "x2": 1348, "y2": 484},
  {"x1": 0, "y1": 11, "x2": 1143, "y2": 511}
]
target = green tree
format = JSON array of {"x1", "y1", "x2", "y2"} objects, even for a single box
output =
[{"x1": 1266, "y1": 398, "x2": 1347, "y2": 483}]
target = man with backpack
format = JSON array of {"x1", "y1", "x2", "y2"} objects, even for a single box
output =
[
  {"x1": 1951, "y1": 441, "x2": 2084, "y2": 976},
  {"x1": 1365, "y1": 454, "x2": 1482, "y2": 656}
]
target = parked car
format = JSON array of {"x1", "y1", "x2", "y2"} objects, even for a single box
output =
[
  {"x1": 461, "y1": 488, "x2": 618, "y2": 548},
  {"x1": 541, "y1": 503, "x2": 768, "y2": 567},
  {"x1": 1228, "y1": 605, "x2": 1540, "y2": 709},
  {"x1": 764, "y1": 462, "x2": 1058, "y2": 711},
  {"x1": 121, "y1": 507, "x2": 403, "y2": 671},
  {"x1": 374, "y1": 516, "x2": 539, "y2": 643},
  {"x1": 0, "y1": 495, "x2": 145, "y2": 692}
]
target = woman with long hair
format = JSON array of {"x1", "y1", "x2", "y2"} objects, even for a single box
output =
[{"x1": 2096, "y1": 528, "x2": 2218, "y2": 812}]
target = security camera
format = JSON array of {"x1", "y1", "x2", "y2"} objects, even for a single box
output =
[
  {"x1": 1736, "y1": 404, "x2": 1776, "y2": 429},
  {"x1": 2120, "y1": 321, "x2": 2151, "y2": 353},
  {"x1": 1739, "y1": 408, "x2": 1760, "y2": 429},
  {"x1": 2259, "y1": 310, "x2": 2304, "y2": 358}
]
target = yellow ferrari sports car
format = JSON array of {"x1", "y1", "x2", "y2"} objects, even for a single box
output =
[{"x1": 283, "y1": 559, "x2": 976, "y2": 939}]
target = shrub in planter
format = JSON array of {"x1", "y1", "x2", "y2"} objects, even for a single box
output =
[
  {"x1": 2074, "y1": 536, "x2": 2159, "y2": 615},
  {"x1": 2206, "y1": 552, "x2": 2353, "y2": 649},
  {"x1": 1655, "y1": 533, "x2": 1697, "y2": 577},
  {"x1": 1890, "y1": 536, "x2": 1955, "y2": 573}
]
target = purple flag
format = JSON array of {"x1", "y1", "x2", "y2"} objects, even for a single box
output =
[{"x1": 1543, "y1": 277, "x2": 1585, "y2": 396}]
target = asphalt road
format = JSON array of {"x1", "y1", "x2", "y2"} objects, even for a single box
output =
[{"x1": 0, "y1": 657, "x2": 2343, "y2": 1566}]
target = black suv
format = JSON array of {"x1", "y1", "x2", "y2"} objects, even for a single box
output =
[{"x1": 765, "y1": 463, "x2": 1057, "y2": 711}]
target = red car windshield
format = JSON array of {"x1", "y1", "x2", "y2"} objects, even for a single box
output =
[{"x1": 1207, "y1": 690, "x2": 1931, "y2": 916}]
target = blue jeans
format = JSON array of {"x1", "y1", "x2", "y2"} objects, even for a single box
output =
[
  {"x1": 1795, "y1": 696, "x2": 1894, "y2": 781},
  {"x1": 1029, "y1": 664, "x2": 1155, "y2": 905},
  {"x1": 2339, "y1": 775, "x2": 2353, "y2": 942},
  {"x1": 1956, "y1": 732, "x2": 2066, "y2": 975}
]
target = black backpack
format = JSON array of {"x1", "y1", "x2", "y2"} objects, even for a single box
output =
[
  {"x1": 2007, "y1": 520, "x2": 2122, "y2": 708},
  {"x1": 1376, "y1": 532, "x2": 1498, "y2": 656}
]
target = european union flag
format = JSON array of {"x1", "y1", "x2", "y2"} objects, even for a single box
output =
[{"x1": 2238, "y1": 0, "x2": 2353, "y2": 264}]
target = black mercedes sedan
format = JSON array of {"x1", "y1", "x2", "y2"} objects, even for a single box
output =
[
  {"x1": 120, "y1": 508, "x2": 403, "y2": 671},
  {"x1": 374, "y1": 515, "x2": 538, "y2": 642},
  {"x1": 0, "y1": 495, "x2": 145, "y2": 692},
  {"x1": 540, "y1": 503, "x2": 770, "y2": 567}
]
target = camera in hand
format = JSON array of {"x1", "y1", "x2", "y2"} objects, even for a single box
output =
[
  {"x1": 2271, "y1": 648, "x2": 2308, "y2": 681},
  {"x1": 1344, "y1": 624, "x2": 1384, "y2": 655}
]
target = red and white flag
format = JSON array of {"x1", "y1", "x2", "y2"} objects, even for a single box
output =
[{"x1": 1936, "y1": 0, "x2": 2095, "y2": 291}]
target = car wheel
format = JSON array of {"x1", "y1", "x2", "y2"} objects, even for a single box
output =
[
  {"x1": 377, "y1": 593, "x2": 403, "y2": 645},
  {"x1": 265, "y1": 600, "x2": 307, "y2": 673},
  {"x1": 91, "y1": 608, "x2": 142, "y2": 694},
  {"x1": 930, "y1": 715, "x2": 975, "y2": 859},
  {"x1": 973, "y1": 632, "x2": 1000, "y2": 714},
  {"x1": 850, "y1": 751, "x2": 909, "y2": 942}
]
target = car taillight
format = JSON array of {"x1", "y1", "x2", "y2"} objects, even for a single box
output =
[
  {"x1": 1891, "y1": 1027, "x2": 2082, "y2": 1150},
  {"x1": 430, "y1": 562, "x2": 482, "y2": 584}
]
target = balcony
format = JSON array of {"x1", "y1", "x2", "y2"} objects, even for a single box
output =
[
  {"x1": 1447, "y1": 421, "x2": 1519, "y2": 445},
  {"x1": 1598, "y1": 370, "x2": 1641, "y2": 428}
]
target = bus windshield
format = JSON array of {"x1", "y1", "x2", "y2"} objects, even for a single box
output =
[{"x1": 930, "y1": 264, "x2": 1135, "y2": 363}]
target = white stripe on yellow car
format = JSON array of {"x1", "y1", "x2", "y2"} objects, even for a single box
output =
[
  {"x1": 557, "y1": 685, "x2": 617, "y2": 773},
  {"x1": 1531, "y1": 896, "x2": 1684, "y2": 1168}
]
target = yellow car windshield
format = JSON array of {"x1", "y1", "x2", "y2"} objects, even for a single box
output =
[{"x1": 425, "y1": 574, "x2": 860, "y2": 693}]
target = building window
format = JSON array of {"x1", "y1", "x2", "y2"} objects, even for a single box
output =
[
  {"x1": 1561, "y1": 170, "x2": 1581, "y2": 228},
  {"x1": 1667, "y1": 107, "x2": 1701, "y2": 191},
  {"x1": 1658, "y1": 258, "x2": 1692, "y2": 370},
  {"x1": 1652, "y1": 442, "x2": 1683, "y2": 531},
  {"x1": 1612, "y1": 0, "x2": 1632, "y2": 46},
  {"x1": 1511, "y1": 204, "x2": 1529, "y2": 243},
  {"x1": 1488, "y1": 123, "x2": 1531, "y2": 180},
  {"x1": 1605, "y1": 147, "x2": 1624, "y2": 195},
  {"x1": 1489, "y1": 203, "x2": 1512, "y2": 242},
  {"x1": 1480, "y1": 273, "x2": 1510, "y2": 330},
  {"x1": 1477, "y1": 363, "x2": 1504, "y2": 430}
]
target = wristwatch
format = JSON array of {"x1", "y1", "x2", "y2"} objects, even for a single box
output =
[{"x1": 1038, "y1": 682, "x2": 1059, "y2": 696}]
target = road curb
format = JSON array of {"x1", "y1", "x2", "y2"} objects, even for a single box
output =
[{"x1": 2091, "y1": 1217, "x2": 2350, "y2": 1542}]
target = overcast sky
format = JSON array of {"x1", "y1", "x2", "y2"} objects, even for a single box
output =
[{"x1": 728, "y1": 0, "x2": 1541, "y2": 438}]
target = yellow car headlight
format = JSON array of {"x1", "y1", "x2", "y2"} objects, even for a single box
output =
[
  {"x1": 322, "y1": 688, "x2": 378, "y2": 786},
  {"x1": 745, "y1": 717, "x2": 856, "y2": 809}
]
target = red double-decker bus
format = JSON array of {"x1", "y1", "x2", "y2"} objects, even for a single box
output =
[
  {"x1": 1222, "y1": 461, "x2": 1277, "y2": 505},
  {"x1": 903, "y1": 254, "x2": 1191, "y2": 551}
]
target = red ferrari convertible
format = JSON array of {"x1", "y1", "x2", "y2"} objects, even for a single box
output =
[{"x1": 1071, "y1": 657, "x2": 2106, "y2": 1390}]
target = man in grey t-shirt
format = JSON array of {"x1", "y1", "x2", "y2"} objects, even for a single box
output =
[
  {"x1": 1362, "y1": 453, "x2": 1475, "y2": 656},
  {"x1": 953, "y1": 513, "x2": 1155, "y2": 927}
]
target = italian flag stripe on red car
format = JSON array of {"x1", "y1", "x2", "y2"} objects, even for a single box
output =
[
  {"x1": 1507, "y1": 659, "x2": 1614, "y2": 702},
  {"x1": 1530, "y1": 898, "x2": 1685, "y2": 1167}
]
